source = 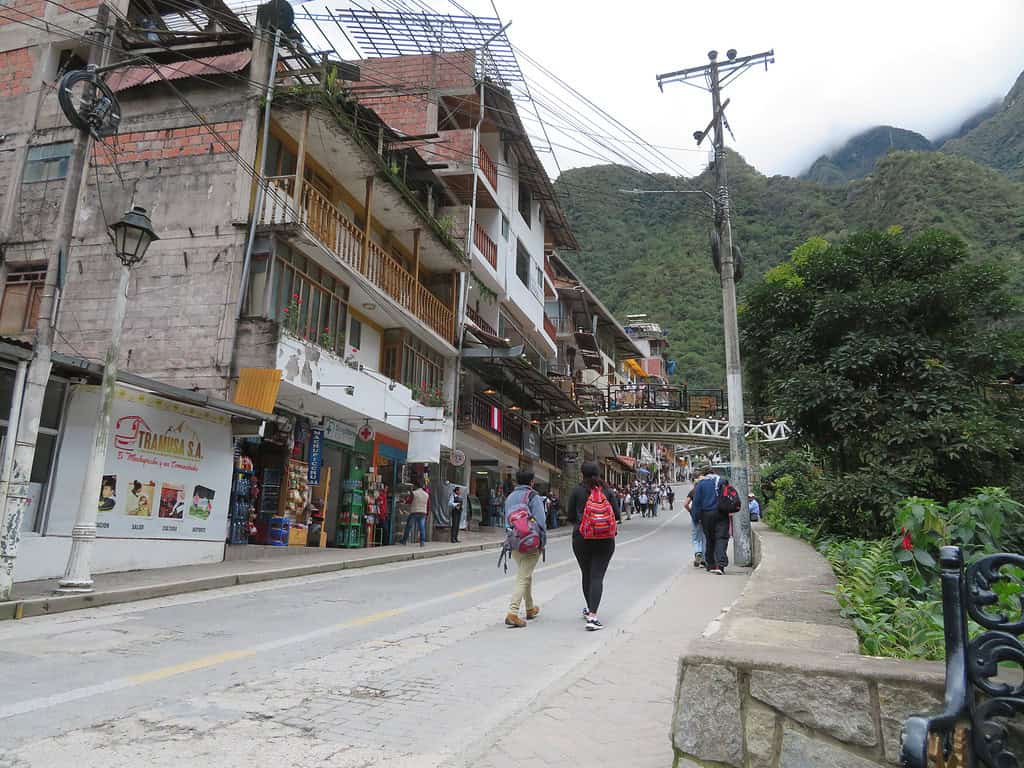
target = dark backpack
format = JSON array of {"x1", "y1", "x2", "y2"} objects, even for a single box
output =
[{"x1": 717, "y1": 479, "x2": 741, "y2": 515}]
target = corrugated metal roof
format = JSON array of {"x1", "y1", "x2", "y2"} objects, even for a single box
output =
[{"x1": 105, "y1": 50, "x2": 251, "y2": 92}]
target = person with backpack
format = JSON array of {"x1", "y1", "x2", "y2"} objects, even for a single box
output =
[
  {"x1": 568, "y1": 461, "x2": 620, "y2": 631},
  {"x1": 502, "y1": 469, "x2": 547, "y2": 628},
  {"x1": 691, "y1": 465, "x2": 736, "y2": 574}
]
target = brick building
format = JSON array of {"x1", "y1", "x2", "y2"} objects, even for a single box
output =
[{"x1": 0, "y1": 0, "x2": 469, "y2": 581}]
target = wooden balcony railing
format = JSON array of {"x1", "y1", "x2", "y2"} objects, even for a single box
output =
[
  {"x1": 479, "y1": 144, "x2": 498, "y2": 189},
  {"x1": 543, "y1": 314, "x2": 557, "y2": 343},
  {"x1": 466, "y1": 305, "x2": 497, "y2": 336},
  {"x1": 258, "y1": 176, "x2": 455, "y2": 344},
  {"x1": 464, "y1": 394, "x2": 523, "y2": 449},
  {"x1": 473, "y1": 221, "x2": 498, "y2": 270}
]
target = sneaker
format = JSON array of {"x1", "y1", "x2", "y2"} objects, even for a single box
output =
[
  {"x1": 526, "y1": 606, "x2": 540, "y2": 620},
  {"x1": 505, "y1": 612, "x2": 526, "y2": 628},
  {"x1": 585, "y1": 617, "x2": 604, "y2": 632},
  {"x1": 710, "y1": 568, "x2": 724, "y2": 575},
  {"x1": 582, "y1": 607, "x2": 590, "y2": 621}
]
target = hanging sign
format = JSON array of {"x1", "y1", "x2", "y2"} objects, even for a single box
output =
[
  {"x1": 308, "y1": 429, "x2": 323, "y2": 484},
  {"x1": 357, "y1": 424, "x2": 375, "y2": 443},
  {"x1": 322, "y1": 418, "x2": 357, "y2": 446},
  {"x1": 450, "y1": 449, "x2": 466, "y2": 467}
]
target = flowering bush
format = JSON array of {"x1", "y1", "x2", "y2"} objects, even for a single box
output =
[
  {"x1": 282, "y1": 293, "x2": 303, "y2": 335},
  {"x1": 412, "y1": 382, "x2": 447, "y2": 410}
]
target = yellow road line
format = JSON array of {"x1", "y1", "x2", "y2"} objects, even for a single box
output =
[{"x1": 128, "y1": 649, "x2": 258, "y2": 684}]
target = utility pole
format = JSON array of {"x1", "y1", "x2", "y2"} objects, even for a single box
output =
[
  {"x1": 0, "y1": 9, "x2": 113, "y2": 600},
  {"x1": 657, "y1": 48, "x2": 774, "y2": 568}
]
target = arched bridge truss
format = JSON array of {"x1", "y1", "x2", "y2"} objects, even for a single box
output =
[{"x1": 540, "y1": 409, "x2": 792, "y2": 447}]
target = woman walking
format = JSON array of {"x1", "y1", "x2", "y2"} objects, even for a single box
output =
[{"x1": 568, "y1": 461, "x2": 620, "y2": 631}]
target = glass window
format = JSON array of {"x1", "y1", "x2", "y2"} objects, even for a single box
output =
[
  {"x1": 501, "y1": 214, "x2": 509, "y2": 240},
  {"x1": 349, "y1": 317, "x2": 362, "y2": 351},
  {"x1": 515, "y1": 241, "x2": 530, "y2": 287},
  {"x1": 271, "y1": 246, "x2": 349, "y2": 354},
  {"x1": 0, "y1": 264, "x2": 46, "y2": 335},
  {"x1": 535, "y1": 267, "x2": 543, "y2": 294},
  {"x1": 517, "y1": 182, "x2": 532, "y2": 226},
  {"x1": 23, "y1": 142, "x2": 72, "y2": 183},
  {"x1": 40, "y1": 380, "x2": 65, "y2": 431}
]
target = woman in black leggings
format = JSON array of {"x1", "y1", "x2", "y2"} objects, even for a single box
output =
[{"x1": 567, "y1": 461, "x2": 621, "y2": 631}]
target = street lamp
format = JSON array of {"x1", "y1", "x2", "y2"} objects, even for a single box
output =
[{"x1": 58, "y1": 206, "x2": 158, "y2": 593}]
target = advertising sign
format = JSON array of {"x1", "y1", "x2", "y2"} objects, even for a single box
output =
[
  {"x1": 522, "y1": 427, "x2": 540, "y2": 460},
  {"x1": 322, "y1": 418, "x2": 357, "y2": 446},
  {"x1": 308, "y1": 429, "x2": 323, "y2": 484},
  {"x1": 54, "y1": 386, "x2": 233, "y2": 542}
]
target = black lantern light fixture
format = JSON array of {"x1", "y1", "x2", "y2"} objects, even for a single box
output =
[{"x1": 109, "y1": 205, "x2": 158, "y2": 266}]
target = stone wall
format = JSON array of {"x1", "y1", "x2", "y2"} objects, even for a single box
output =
[{"x1": 672, "y1": 528, "x2": 944, "y2": 768}]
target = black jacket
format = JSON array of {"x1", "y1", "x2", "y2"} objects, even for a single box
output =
[{"x1": 567, "y1": 482, "x2": 621, "y2": 529}]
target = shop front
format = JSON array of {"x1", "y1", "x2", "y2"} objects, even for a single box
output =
[{"x1": 26, "y1": 384, "x2": 237, "y2": 581}]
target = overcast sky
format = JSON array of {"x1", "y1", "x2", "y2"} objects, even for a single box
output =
[{"x1": 314, "y1": 1, "x2": 1024, "y2": 179}]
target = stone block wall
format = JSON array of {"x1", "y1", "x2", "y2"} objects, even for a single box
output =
[
  {"x1": 673, "y1": 655, "x2": 943, "y2": 768},
  {"x1": 672, "y1": 528, "x2": 945, "y2": 768}
]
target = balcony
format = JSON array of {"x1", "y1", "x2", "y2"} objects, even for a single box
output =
[
  {"x1": 543, "y1": 314, "x2": 557, "y2": 343},
  {"x1": 258, "y1": 176, "x2": 455, "y2": 345},
  {"x1": 473, "y1": 220, "x2": 498, "y2": 270},
  {"x1": 462, "y1": 394, "x2": 523, "y2": 447},
  {"x1": 478, "y1": 143, "x2": 498, "y2": 190},
  {"x1": 465, "y1": 305, "x2": 497, "y2": 336}
]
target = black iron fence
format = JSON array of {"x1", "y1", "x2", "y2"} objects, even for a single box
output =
[
  {"x1": 605, "y1": 384, "x2": 726, "y2": 417},
  {"x1": 902, "y1": 546, "x2": 1024, "y2": 768}
]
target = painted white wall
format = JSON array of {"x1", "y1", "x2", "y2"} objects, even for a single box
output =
[
  {"x1": 15, "y1": 536, "x2": 224, "y2": 583},
  {"x1": 346, "y1": 316, "x2": 381, "y2": 370}
]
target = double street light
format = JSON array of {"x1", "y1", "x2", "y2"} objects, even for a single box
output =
[{"x1": 58, "y1": 206, "x2": 158, "y2": 592}]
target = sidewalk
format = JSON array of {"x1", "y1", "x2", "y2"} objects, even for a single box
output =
[{"x1": 1, "y1": 527, "x2": 562, "y2": 621}]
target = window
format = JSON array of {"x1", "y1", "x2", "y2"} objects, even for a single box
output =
[
  {"x1": 515, "y1": 241, "x2": 530, "y2": 287},
  {"x1": 349, "y1": 316, "x2": 362, "y2": 351},
  {"x1": 517, "y1": 182, "x2": 532, "y2": 226},
  {"x1": 269, "y1": 246, "x2": 349, "y2": 354},
  {"x1": 535, "y1": 267, "x2": 544, "y2": 295},
  {"x1": 501, "y1": 214, "x2": 509, "y2": 240},
  {"x1": 23, "y1": 143, "x2": 72, "y2": 183},
  {"x1": 264, "y1": 134, "x2": 297, "y2": 177},
  {"x1": 0, "y1": 264, "x2": 46, "y2": 334}
]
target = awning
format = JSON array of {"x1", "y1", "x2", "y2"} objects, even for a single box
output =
[
  {"x1": 624, "y1": 358, "x2": 646, "y2": 378},
  {"x1": 105, "y1": 50, "x2": 252, "y2": 92},
  {"x1": 462, "y1": 353, "x2": 580, "y2": 416}
]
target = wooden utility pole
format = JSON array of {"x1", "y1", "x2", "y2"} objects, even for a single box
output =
[{"x1": 656, "y1": 48, "x2": 774, "y2": 568}]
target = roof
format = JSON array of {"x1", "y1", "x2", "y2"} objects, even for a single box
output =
[
  {"x1": 461, "y1": 345, "x2": 580, "y2": 416},
  {"x1": 106, "y1": 50, "x2": 252, "y2": 92}
]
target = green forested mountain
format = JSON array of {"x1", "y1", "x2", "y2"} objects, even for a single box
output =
[
  {"x1": 942, "y1": 71, "x2": 1024, "y2": 180},
  {"x1": 802, "y1": 126, "x2": 934, "y2": 186},
  {"x1": 556, "y1": 151, "x2": 1024, "y2": 388}
]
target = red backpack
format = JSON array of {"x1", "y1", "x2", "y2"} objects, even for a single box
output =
[{"x1": 580, "y1": 486, "x2": 617, "y2": 539}]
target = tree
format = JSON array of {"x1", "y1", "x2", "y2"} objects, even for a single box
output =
[{"x1": 741, "y1": 228, "x2": 1023, "y2": 535}]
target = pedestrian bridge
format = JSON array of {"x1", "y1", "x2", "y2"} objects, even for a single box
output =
[{"x1": 539, "y1": 409, "x2": 792, "y2": 447}]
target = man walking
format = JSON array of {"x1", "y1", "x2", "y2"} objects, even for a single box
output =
[
  {"x1": 503, "y1": 469, "x2": 547, "y2": 628},
  {"x1": 692, "y1": 465, "x2": 729, "y2": 574},
  {"x1": 667, "y1": 485, "x2": 675, "y2": 510},
  {"x1": 684, "y1": 473, "x2": 705, "y2": 568}
]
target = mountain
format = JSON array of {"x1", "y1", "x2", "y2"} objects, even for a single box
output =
[
  {"x1": 941, "y1": 71, "x2": 1024, "y2": 181},
  {"x1": 802, "y1": 126, "x2": 934, "y2": 186},
  {"x1": 556, "y1": 151, "x2": 1024, "y2": 389},
  {"x1": 934, "y1": 100, "x2": 1002, "y2": 145}
]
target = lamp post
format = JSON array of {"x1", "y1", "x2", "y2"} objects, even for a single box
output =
[{"x1": 58, "y1": 206, "x2": 157, "y2": 592}]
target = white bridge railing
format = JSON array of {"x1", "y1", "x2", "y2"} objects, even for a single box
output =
[{"x1": 540, "y1": 409, "x2": 791, "y2": 446}]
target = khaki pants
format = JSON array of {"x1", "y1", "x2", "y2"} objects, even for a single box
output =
[{"x1": 508, "y1": 550, "x2": 541, "y2": 613}]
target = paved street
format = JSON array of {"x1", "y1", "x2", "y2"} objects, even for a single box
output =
[{"x1": 0, "y1": 493, "x2": 747, "y2": 767}]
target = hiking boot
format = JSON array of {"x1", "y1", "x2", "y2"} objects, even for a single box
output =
[
  {"x1": 526, "y1": 607, "x2": 541, "y2": 620},
  {"x1": 505, "y1": 612, "x2": 526, "y2": 628},
  {"x1": 585, "y1": 617, "x2": 605, "y2": 631}
]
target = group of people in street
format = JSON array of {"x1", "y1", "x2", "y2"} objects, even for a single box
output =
[
  {"x1": 503, "y1": 462, "x2": 620, "y2": 632},
  {"x1": 684, "y1": 465, "x2": 760, "y2": 574},
  {"x1": 621, "y1": 481, "x2": 674, "y2": 518}
]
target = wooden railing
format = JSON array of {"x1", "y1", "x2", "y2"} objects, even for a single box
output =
[
  {"x1": 473, "y1": 221, "x2": 498, "y2": 270},
  {"x1": 466, "y1": 305, "x2": 497, "y2": 336},
  {"x1": 479, "y1": 144, "x2": 498, "y2": 189},
  {"x1": 543, "y1": 314, "x2": 557, "y2": 342},
  {"x1": 258, "y1": 175, "x2": 455, "y2": 344}
]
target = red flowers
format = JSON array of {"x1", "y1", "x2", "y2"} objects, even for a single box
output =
[{"x1": 900, "y1": 528, "x2": 913, "y2": 551}]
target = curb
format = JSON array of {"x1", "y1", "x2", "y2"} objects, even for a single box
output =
[{"x1": 0, "y1": 529, "x2": 572, "y2": 622}]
